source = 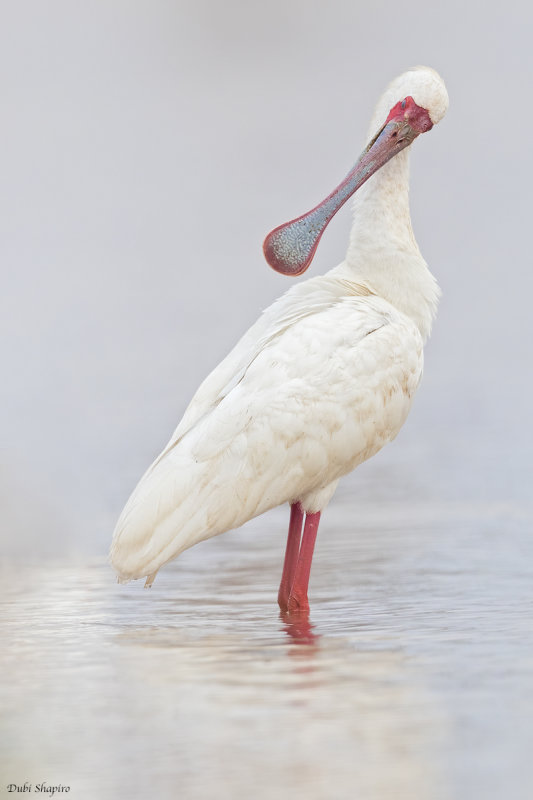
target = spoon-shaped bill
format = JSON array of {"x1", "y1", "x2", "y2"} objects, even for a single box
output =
[{"x1": 263, "y1": 119, "x2": 420, "y2": 276}]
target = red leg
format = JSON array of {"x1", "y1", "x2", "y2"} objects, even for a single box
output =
[
  {"x1": 278, "y1": 503, "x2": 304, "y2": 611},
  {"x1": 287, "y1": 511, "x2": 321, "y2": 612}
]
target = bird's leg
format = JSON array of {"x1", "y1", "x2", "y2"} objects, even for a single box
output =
[
  {"x1": 287, "y1": 511, "x2": 321, "y2": 612},
  {"x1": 278, "y1": 502, "x2": 304, "y2": 611}
]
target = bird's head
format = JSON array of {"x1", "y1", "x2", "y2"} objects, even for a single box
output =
[
  {"x1": 263, "y1": 66, "x2": 448, "y2": 276},
  {"x1": 370, "y1": 66, "x2": 448, "y2": 140}
]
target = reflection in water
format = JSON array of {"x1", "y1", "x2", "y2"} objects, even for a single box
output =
[
  {"x1": 1, "y1": 502, "x2": 533, "y2": 799},
  {"x1": 280, "y1": 609, "x2": 320, "y2": 650}
]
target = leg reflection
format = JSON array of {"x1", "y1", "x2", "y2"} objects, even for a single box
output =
[{"x1": 280, "y1": 608, "x2": 320, "y2": 647}]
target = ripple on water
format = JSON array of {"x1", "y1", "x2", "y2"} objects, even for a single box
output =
[{"x1": 1, "y1": 504, "x2": 533, "y2": 799}]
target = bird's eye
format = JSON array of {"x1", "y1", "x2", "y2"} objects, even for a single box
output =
[{"x1": 401, "y1": 99, "x2": 407, "y2": 110}]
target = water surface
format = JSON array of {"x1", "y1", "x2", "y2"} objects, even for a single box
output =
[{"x1": 2, "y1": 500, "x2": 532, "y2": 799}]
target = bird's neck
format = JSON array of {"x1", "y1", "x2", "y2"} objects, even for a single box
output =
[
  {"x1": 348, "y1": 148, "x2": 414, "y2": 248},
  {"x1": 343, "y1": 148, "x2": 439, "y2": 342}
]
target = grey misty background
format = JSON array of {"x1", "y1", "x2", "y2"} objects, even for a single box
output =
[{"x1": 1, "y1": 1, "x2": 531, "y2": 559}]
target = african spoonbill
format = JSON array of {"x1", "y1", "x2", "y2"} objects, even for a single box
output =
[{"x1": 110, "y1": 66, "x2": 449, "y2": 612}]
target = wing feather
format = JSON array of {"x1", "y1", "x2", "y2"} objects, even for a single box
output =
[{"x1": 110, "y1": 278, "x2": 422, "y2": 582}]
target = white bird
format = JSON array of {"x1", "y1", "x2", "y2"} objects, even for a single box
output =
[{"x1": 110, "y1": 66, "x2": 449, "y2": 612}]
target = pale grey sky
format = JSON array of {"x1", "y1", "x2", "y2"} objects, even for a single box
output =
[{"x1": 2, "y1": 1, "x2": 532, "y2": 556}]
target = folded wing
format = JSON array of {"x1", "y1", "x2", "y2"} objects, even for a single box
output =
[{"x1": 110, "y1": 279, "x2": 422, "y2": 582}]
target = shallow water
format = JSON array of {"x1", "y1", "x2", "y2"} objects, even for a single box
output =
[{"x1": 2, "y1": 500, "x2": 532, "y2": 800}]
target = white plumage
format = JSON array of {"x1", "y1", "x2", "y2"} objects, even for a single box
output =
[{"x1": 110, "y1": 67, "x2": 449, "y2": 604}]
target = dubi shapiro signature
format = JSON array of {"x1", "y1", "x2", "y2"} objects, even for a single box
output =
[{"x1": 6, "y1": 784, "x2": 70, "y2": 795}]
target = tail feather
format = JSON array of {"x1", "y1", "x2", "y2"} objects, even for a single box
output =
[
  {"x1": 109, "y1": 437, "x2": 256, "y2": 582},
  {"x1": 110, "y1": 443, "x2": 209, "y2": 581}
]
